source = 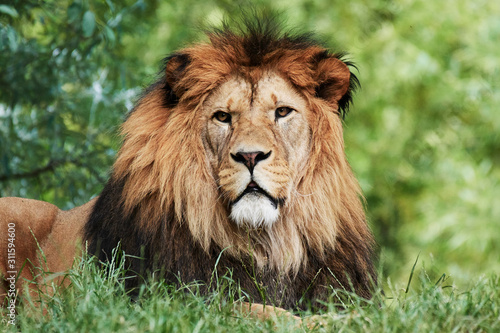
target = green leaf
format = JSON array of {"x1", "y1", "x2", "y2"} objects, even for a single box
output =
[
  {"x1": 5, "y1": 26, "x2": 18, "y2": 51},
  {"x1": 67, "y1": 3, "x2": 81, "y2": 24},
  {"x1": 0, "y1": 5, "x2": 18, "y2": 18},
  {"x1": 82, "y1": 11, "x2": 96, "y2": 37},
  {"x1": 104, "y1": 25, "x2": 116, "y2": 45}
]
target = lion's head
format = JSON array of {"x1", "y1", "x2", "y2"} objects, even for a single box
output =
[{"x1": 85, "y1": 19, "x2": 375, "y2": 306}]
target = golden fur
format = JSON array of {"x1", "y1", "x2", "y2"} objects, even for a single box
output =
[{"x1": 1, "y1": 19, "x2": 375, "y2": 311}]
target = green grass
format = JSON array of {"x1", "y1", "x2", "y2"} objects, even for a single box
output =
[{"x1": 2, "y1": 254, "x2": 499, "y2": 332}]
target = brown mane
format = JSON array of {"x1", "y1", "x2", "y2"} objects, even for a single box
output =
[{"x1": 83, "y1": 18, "x2": 375, "y2": 310}]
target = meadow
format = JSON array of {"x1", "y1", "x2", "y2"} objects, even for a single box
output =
[{"x1": 2, "y1": 254, "x2": 499, "y2": 332}]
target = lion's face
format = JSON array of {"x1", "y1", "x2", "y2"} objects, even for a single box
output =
[
  {"x1": 202, "y1": 72, "x2": 311, "y2": 229},
  {"x1": 109, "y1": 27, "x2": 369, "y2": 274}
]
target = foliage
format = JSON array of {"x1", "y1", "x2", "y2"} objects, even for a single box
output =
[
  {"x1": 1, "y1": 0, "x2": 499, "y2": 286},
  {"x1": 0, "y1": 0, "x2": 157, "y2": 207}
]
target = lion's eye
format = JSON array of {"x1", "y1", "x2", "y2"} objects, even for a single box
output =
[
  {"x1": 213, "y1": 111, "x2": 231, "y2": 123},
  {"x1": 275, "y1": 107, "x2": 294, "y2": 119}
]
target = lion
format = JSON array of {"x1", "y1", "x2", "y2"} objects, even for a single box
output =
[{"x1": 1, "y1": 18, "x2": 376, "y2": 314}]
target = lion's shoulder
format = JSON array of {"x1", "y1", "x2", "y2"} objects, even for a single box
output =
[
  {"x1": 0, "y1": 197, "x2": 59, "y2": 227},
  {"x1": 1, "y1": 197, "x2": 96, "y2": 302}
]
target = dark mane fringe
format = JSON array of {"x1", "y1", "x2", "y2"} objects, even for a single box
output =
[
  {"x1": 210, "y1": 12, "x2": 318, "y2": 65},
  {"x1": 336, "y1": 56, "x2": 360, "y2": 119}
]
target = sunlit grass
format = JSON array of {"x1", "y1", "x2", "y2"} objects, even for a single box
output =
[{"x1": 2, "y1": 253, "x2": 499, "y2": 332}]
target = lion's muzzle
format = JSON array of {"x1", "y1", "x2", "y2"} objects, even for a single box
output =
[
  {"x1": 230, "y1": 150, "x2": 271, "y2": 175},
  {"x1": 232, "y1": 181, "x2": 279, "y2": 209},
  {"x1": 227, "y1": 150, "x2": 284, "y2": 229}
]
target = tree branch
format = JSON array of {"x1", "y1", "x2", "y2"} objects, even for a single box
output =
[{"x1": 0, "y1": 159, "x2": 68, "y2": 181}]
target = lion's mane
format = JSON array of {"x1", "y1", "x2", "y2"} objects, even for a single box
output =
[{"x1": 84, "y1": 19, "x2": 376, "y2": 310}]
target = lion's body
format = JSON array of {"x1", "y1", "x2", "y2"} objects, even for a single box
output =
[
  {"x1": 1, "y1": 19, "x2": 376, "y2": 311},
  {"x1": 0, "y1": 198, "x2": 95, "y2": 303}
]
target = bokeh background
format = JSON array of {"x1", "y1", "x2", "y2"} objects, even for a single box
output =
[{"x1": 1, "y1": 0, "x2": 498, "y2": 288}]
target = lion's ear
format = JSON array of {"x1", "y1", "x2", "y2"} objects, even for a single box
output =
[
  {"x1": 164, "y1": 53, "x2": 190, "y2": 106},
  {"x1": 314, "y1": 54, "x2": 357, "y2": 118}
]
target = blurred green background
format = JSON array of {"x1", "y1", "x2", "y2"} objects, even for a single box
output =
[{"x1": 1, "y1": 0, "x2": 499, "y2": 287}]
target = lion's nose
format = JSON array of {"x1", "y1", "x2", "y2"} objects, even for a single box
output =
[{"x1": 231, "y1": 151, "x2": 271, "y2": 174}]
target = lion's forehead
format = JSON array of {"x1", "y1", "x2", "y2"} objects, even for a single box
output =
[
  {"x1": 253, "y1": 74, "x2": 307, "y2": 111},
  {"x1": 210, "y1": 77, "x2": 252, "y2": 110},
  {"x1": 206, "y1": 72, "x2": 307, "y2": 113}
]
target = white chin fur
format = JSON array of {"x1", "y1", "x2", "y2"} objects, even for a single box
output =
[{"x1": 230, "y1": 194, "x2": 279, "y2": 229}]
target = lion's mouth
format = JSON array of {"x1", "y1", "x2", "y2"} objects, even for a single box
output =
[{"x1": 232, "y1": 181, "x2": 280, "y2": 209}]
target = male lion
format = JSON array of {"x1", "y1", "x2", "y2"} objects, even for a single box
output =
[{"x1": 1, "y1": 19, "x2": 376, "y2": 313}]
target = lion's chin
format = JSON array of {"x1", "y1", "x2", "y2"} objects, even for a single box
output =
[{"x1": 230, "y1": 194, "x2": 279, "y2": 229}]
